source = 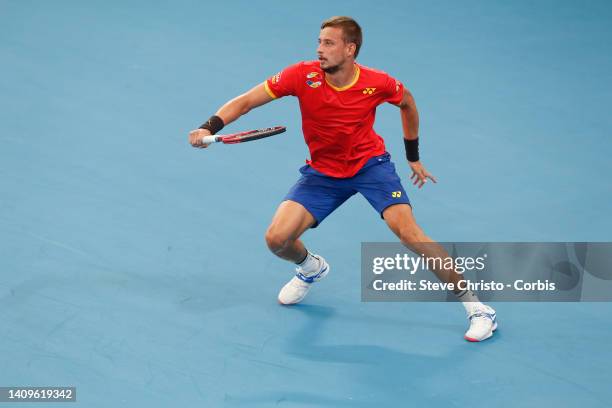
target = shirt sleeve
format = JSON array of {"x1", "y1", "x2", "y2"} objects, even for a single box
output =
[
  {"x1": 381, "y1": 73, "x2": 404, "y2": 105},
  {"x1": 264, "y1": 62, "x2": 302, "y2": 99}
]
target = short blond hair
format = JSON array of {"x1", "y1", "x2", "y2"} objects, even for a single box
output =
[{"x1": 321, "y1": 16, "x2": 363, "y2": 58}]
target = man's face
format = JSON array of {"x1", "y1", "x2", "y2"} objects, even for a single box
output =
[{"x1": 317, "y1": 27, "x2": 353, "y2": 73}]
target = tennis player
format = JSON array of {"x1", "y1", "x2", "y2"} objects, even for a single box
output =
[{"x1": 189, "y1": 17, "x2": 497, "y2": 342}]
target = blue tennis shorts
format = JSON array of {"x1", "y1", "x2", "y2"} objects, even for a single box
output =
[{"x1": 284, "y1": 152, "x2": 411, "y2": 228}]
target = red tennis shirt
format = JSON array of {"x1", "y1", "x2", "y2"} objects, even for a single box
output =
[{"x1": 265, "y1": 61, "x2": 404, "y2": 178}]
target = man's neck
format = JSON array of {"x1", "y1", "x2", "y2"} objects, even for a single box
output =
[{"x1": 324, "y1": 62, "x2": 357, "y2": 88}]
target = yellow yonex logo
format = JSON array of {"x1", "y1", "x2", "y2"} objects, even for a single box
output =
[
  {"x1": 362, "y1": 87, "x2": 376, "y2": 95},
  {"x1": 392, "y1": 191, "x2": 402, "y2": 198}
]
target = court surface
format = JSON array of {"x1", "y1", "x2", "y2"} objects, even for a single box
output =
[{"x1": 2, "y1": 1, "x2": 612, "y2": 406}]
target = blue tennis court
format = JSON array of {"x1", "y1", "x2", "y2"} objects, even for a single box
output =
[{"x1": 2, "y1": 1, "x2": 611, "y2": 406}]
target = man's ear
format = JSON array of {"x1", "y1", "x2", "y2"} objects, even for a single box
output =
[{"x1": 346, "y1": 42, "x2": 356, "y2": 58}]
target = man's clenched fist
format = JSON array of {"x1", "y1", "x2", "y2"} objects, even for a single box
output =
[{"x1": 189, "y1": 128, "x2": 212, "y2": 148}]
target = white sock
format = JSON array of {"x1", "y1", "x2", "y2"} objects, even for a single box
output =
[
  {"x1": 296, "y1": 252, "x2": 321, "y2": 275},
  {"x1": 456, "y1": 289, "x2": 483, "y2": 314}
]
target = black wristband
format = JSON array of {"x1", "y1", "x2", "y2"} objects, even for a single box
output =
[
  {"x1": 404, "y1": 138, "x2": 420, "y2": 162},
  {"x1": 199, "y1": 115, "x2": 225, "y2": 135}
]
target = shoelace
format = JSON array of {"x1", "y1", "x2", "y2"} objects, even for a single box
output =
[
  {"x1": 469, "y1": 311, "x2": 495, "y2": 322},
  {"x1": 290, "y1": 276, "x2": 310, "y2": 288}
]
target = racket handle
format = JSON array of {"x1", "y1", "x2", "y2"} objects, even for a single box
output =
[{"x1": 201, "y1": 135, "x2": 220, "y2": 144}]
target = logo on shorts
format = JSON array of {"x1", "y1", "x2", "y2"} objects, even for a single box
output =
[
  {"x1": 392, "y1": 191, "x2": 402, "y2": 198},
  {"x1": 363, "y1": 87, "x2": 376, "y2": 95}
]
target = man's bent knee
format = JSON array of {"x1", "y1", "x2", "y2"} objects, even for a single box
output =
[
  {"x1": 265, "y1": 227, "x2": 293, "y2": 254},
  {"x1": 399, "y1": 231, "x2": 420, "y2": 247},
  {"x1": 398, "y1": 227, "x2": 428, "y2": 248}
]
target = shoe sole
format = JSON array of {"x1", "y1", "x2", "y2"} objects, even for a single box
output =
[
  {"x1": 278, "y1": 299, "x2": 292, "y2": 305},
  {"x1": 278, "y1": 286, "x2": 307, "y2": 305},
  {"x1": 278, "y1": 296, "x2": 303, "y2": 306},
  {"x1": 464, "y1": 321, "x2": 498, "y2": 342}
]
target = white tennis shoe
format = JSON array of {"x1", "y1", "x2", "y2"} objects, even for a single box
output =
[
  {"x1": 464, "y1": 304, "x2": 497, "y2": 342},
  {"x1": 278, "y1": 255, "x2": 329, "y2": 305}
]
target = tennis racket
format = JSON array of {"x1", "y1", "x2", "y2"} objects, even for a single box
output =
[{"x1": 201, "y1": 126, "x2": 286, "y2": 145}]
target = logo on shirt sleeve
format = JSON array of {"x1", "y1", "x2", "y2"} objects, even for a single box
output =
[{"x1": 271, "y1": 72, "x2": 282, "y2": 84}]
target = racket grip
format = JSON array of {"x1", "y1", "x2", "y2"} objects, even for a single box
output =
[{"x1": 201, "y1": 135, "x2": 219, "y2": 144}]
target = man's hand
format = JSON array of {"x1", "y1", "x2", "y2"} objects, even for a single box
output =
[
  {"x1": 188, "y1": 83, "x2": 275, "y2": 150},
  {"x1": 409, "y1": 161, "x2": 437, "y2": 189},
  {"x1": 189, "y1": 128, "x2": 212, "y2": 149}
]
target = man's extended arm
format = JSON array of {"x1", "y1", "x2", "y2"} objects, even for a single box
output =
[
  {"x1": 397, "y1": 88, "x2": 437, "y2": 188},
  {"x1": 189, "y1": 82, "x2": 274, "y2": 148}
]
